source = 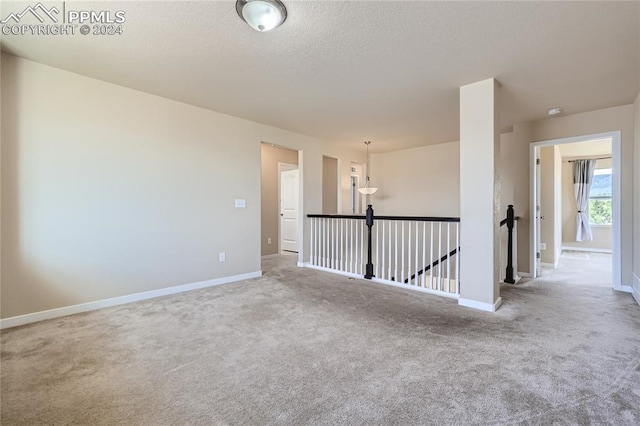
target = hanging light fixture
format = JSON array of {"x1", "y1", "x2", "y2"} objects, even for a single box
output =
[
  {"x1": 236, "y1": 0, "x2": 287, "y2": 32},
  {"x1": 358, "y1": 141, "x2": 378, "y2": 195}
]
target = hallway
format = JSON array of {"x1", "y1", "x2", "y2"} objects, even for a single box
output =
[{"x1": 540, "y1": 250, "x2": 612, "y2": 288}]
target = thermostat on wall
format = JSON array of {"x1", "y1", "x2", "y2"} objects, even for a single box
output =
[{"x1": 235, "y1": 199, "x2": 246, "y2": 208}]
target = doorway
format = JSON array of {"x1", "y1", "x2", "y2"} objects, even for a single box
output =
[
  {"x1": 530, "y1": 131, "x2": 621, "y2": 290},
  {"x1": 260, "y1": 143, "x2": 300, "y2": 257}
]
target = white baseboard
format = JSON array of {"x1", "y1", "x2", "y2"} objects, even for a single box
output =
[
  {"x1": 303, "y1": 263, "x2": 361, "y2": 279},
  {"x1": 632, "y1": 274, "x2": 640, "y2": 307},
  {"x1": 458, "y1": 297, "x2": 503, "y2": 312},
  {"x1": 0, "y1": 270, "x2": 262, "y2": 330},
  {"x1": 615, "y1": 285, "x2": 633, "y2": 294},
  {"x1": 561, "y1": 246, "x2": 612, "y2": 254},
  {"x1": 518, "y1": 272, "x2": 532, "y2": 278},
  {"x1": 297, "y1": 262, "x2": 307, "y2": 267},
  {"x1": 304, "y1": 264, "x2": 459, "y2": 300}
]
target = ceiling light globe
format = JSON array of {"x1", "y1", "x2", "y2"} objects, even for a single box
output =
[
  {"x1": 358, "y1": 187, "x2": 378, "y2": 195},
  {"x1": 237, "y1": 0, "x2": 287, "y2": 32}
]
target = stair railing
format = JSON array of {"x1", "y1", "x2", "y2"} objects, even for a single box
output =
[
  {"x1": 308, "y1": 206, "x2": 461, "y2": 298},
  {"x1": 499, "y1": 205, "x2": 520, "y2": 284}
]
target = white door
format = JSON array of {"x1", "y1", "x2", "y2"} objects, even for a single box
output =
[
  {"x1": 535, "y1": 153, "x2": 542, "y2": 277},
  {"x1": 280, "y1": 169, "x2": 299, "y2": 253}
]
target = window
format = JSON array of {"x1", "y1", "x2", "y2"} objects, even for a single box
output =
[{"x1": 588, "y1": 167, "x2": 612, "y2": 225}]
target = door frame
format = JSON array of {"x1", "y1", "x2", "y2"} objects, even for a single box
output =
[
  {"x1": 529, "y1": 131, "x2": 621, "y2": 289},
  {"x1": 278, "y1": 162, "x2": 299, "y2": 254}
]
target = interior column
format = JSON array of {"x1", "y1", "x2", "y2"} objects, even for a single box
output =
[{"x1": 458, "y1": 78, "x2": 502, "y2": 311}]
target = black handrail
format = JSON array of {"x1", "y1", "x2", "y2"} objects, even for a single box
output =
[
  {"x1": 500, "y1": 216, "x2": 520, "y2": 226},
  {"x1": 307, "y1": 213, "x2": 459, "y2": 222},
  {"x1": 392, "y1": 247, "x2": 460, "y2": 283},
  {"x1": 307, "y1": 214, "x2": 366, "y2": 219}
]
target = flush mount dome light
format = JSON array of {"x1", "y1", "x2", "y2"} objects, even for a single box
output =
[{"x1": 236, "y1": 0, "x2": 287, "y2": 32}]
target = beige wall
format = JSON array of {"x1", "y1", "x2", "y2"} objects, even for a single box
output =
[
  {"x1": 260, "y1": 144, "x2": 298, "y2": 256},
  {"x1": 634, "y1": 91, "x2": 640, "y2": 294},
  {"x1": 500, "y1": 132, "x2": 515, "y2": 214},
  {"x1": 1, "y1": 54, "x2": 365, "y2": 318},
  {"x1": 369, "y1": 141, "x2": 460, "y2": 217},
  {"x1": 561, "y1": 158, "x2": 612, "y2": 252},
  {"x1": 322, "y1": 156, "x2": 338, "y2": 214},
  {"x1": 511, "y1": 104, "x2": 634, "y2": 283}
]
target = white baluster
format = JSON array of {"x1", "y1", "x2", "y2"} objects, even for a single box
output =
[
  {"x1": 339, "y1": 219, "x2": 344, "y2": 272},
  {"x1": 407, "y1": 221, "x2": 411, "y2": 284},
  {"x1": 430, "y1": 222, "x2": 434, "y2": 289},
  {"x1": 394, "y1": 221, "x2": 398, "y2": 281},
  {"x1": 414, "y1": 221, "x2": 419, "y2": 286},
  {"x1": 401, "y1": 221, "x2": 405, "y2": 283},
  {"x1": 360, "y1": 220, "x2": 365, "y2": 275},
  {"x1": 455, "y1": 221, "x2": 460, "y2": 295},
  {"x1": 447, "y1": 222, "x2": 451, "y2": 293},
  {"x1": 388, "y1": 221, "x2": 392, "y2": 280},
  {"x1": 378, "y1": 221, "x2": 386, "y2": 279},
  {"x1": 422, "y1": 222, "x2": 426, "y2": 288},
  {"x1": 438, "y1": 222, "x2": 442, "y2": 291},
  {"x1": 375, "y1": 219, "x2": 379, "y2": 278}
]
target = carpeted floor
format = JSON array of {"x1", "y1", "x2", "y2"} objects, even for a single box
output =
[{"x1": 2, "y1": 252, "x2": 639, "y2": 425}]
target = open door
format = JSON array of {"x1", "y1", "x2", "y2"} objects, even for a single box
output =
[
  {"x1": 280, "y1": 168, "x2": 299, "y2": 253},
  {"x1": 535, "y1": 152, "x2": 542, "y2": 277}
]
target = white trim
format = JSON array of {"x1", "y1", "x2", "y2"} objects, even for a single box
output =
[
  {"x1": 632, "y1": 274, "x2": 640, "y2": 307},
  {"x1": 561, "y1": 246, "x2": 612, "y2": 254},
  {"x1": 369, "y1": 277, "x2": 460, "y2": 300},
  {"x1": 540, "y1": 262, "x2": 555, "y2": 268},
  {"x1": 305, "y1": 263, "x2": 366, "y2": 279},
  {"x1": 616, "y1": 285, "x2": 633, "y2": 294},
  {"x1": 304, "y1": 264, "x2": 460, "y2": 300},
  {"x1": 530, "y1": 131, "x2": 621, "y2": 290},
  {"x1": 297, "y1": 261, "x2": 306, "y2": 267},
  {"x1": 0, "y1": 271, "x2": 262, "y2": 330},
  {"x1": 458, "y1": 297, "x2": 503, "y2": 312},
  {"x1": 518, "y1": 271, "x2": 532, "y2": 278}
]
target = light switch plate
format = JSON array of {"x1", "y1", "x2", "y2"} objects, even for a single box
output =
[{"x1": 235, "y1": 199, "x2": 246, "y2": 208}]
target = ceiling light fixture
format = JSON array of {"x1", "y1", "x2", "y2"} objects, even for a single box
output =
[
  {"x1": 358, "y1": 141, "x2": 378, "y2": 195},
  {"x1": 548, "y1": 107, "x2": 563, "y2": 116},
  {"x1": 236, "y1": 0, "x2": 287, "y2": 32}
]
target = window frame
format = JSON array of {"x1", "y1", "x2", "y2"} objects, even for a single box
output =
[{"x1": 588, "y1": 166, "x2": 612, "y2": 226}]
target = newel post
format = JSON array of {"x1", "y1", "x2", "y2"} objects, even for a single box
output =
[
  {"x1": 365, "y1": 204, "x2": 375, "y2": 279},
  {"x1": 505, "y1": 205, "x2": 516, "y2": 284}
]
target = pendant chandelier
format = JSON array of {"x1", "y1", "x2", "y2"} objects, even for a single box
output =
[{"x1": 358, "y1": 141, "x2": 378, "y2": 195}]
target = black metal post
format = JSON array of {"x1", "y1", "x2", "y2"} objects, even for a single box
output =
[
  {"x1": 504, "y1": 205, "x2": 516, "y2": 284},
  {"x1": 365, "y1": 204, "x2": 374, "y2": 279}
]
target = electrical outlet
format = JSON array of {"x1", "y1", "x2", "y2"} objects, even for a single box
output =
[
  {"x1": 267, "y1": 238, "x2": 272, "y2": 245},
  {"x1": 219, "y1": 252, "x2": 226, "y2": 262},
  {"x1": 540, "y1": 243, "x2": 546, "y2": 250}
]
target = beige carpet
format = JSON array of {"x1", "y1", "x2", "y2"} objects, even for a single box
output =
[{"x1": 2, "y1": 253, "x2": 640, "y2": 425}]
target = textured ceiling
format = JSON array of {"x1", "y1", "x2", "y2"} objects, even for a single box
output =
[{"x1": 1, "y1": 1, "x2": 639, "y2": 152}]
